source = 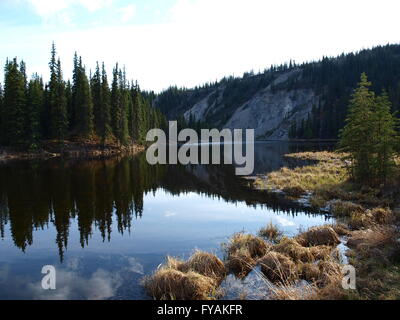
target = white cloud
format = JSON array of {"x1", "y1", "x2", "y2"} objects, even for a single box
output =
[
  {"x1": 5, "y1": 0, "x2": 400, "y2": 91},
  {"x1": 27, "y1": 0, "x2": 114, "y2": 17},
  {"x1": 119, "y1": 4, "x2": 136, "y2": 23},
  {"x1": 275, "y1": 216, "x2": 295, "y2": 227},
  {"x1": 164, "y1": 210, "x2": 177, "y2": 217}
]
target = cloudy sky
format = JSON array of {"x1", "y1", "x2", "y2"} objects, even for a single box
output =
[{"x1": 0, "y1": 0, "x2": 399, "y2": 92}]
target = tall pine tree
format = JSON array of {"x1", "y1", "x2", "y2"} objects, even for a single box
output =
[
  {"x1": 2, "y1": 58, "x2": 26, "y2": 146},
  {"x1": 48, "y1": 43, "x2": 68, "y2": 141}
]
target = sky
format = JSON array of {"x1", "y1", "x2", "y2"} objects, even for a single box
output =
[{"x1": 0, "y1": 0, "x2": 399, "y2": 92}]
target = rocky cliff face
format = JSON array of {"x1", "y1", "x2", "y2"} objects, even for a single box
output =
[{"x1": 183, "y1": 70, "x2": 320, "y2": 140}]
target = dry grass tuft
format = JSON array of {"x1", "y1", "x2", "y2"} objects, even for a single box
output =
[
  {"x1": 258, "y1": 222, "x2": 283, "y2": 243},
  {"x1": 270, "y1": 284, "x2": 316, "y2": 300},
  {"x1": 165, "y1": 256, "x2": 187, "y2": 272},
  {"x1": 273, "y1": 237, "x2": 314, "y2": 262},
  {"x1": 258, "y1": 251, "x2": 298, "y2": 284},
  {"x1": 331, "y1": 223, "x2": 351, "y2": 236},
  {"x1": 225, "y1": 233, "x2": 269, "y2": 259},
  {"x1": 369, "y1": 207, "x2": 393, "y2": 224},
  {"x1": 284, "y1": 151, "x2": 346, "y2": 162},
  {"x1": 225, "y1": 248, "x2": 257, "y2": 279},
  {"x1": 316, "y1": 260, "x2": 343, "y2": 287},
  {"x1": 224, "y1": 233, "x2": 269, "y2": 279},
  {"x1": 143, "y1": 269, "x2": 217, "y2": 300},
  {"x1": 185, "y1": 250, "x2": 226, "y2": 282},
  {"x1": 347, "y1": 226, "x2": 396, "y2": 250},
  {"x1": 298, "y1": 263, "x2": 321, "y2": 283},
  {"x1": 328, "y1": 200, "x2": 364, "y2": 217},
  {"x1": 296, "y1": 226, "x2": 340, "y2": 247},
  {"x1": 309, "y1": 245, "x2": 337, "y2": 261}
]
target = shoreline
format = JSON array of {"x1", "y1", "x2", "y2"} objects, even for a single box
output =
[
  {"x1": 0, "y1": 141, "x2": 146, "y2": 162},
  {"x1": 246, "y1": 151, "x2": 400, "y2": 300}
]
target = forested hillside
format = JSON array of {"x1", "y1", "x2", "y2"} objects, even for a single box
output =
[
  {"x1": 151, "y1": 44, "x2": 400, "y2": 140},
  {"x1": 0, "y1": 44, "x2": 166, "y2": 151}
]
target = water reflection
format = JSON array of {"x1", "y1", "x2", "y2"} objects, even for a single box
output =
[
  {"x1": 0, "y1": 145, "x2": 331, "y2": 262},
  {"x1": 0, "y1": 142, "x2": 333, "y2": 299}
]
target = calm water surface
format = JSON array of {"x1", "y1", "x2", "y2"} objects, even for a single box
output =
[{"x1": 0, "y1": 142, "x2": 334, "y2": 300}]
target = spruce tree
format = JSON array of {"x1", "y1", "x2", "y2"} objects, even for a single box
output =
[
  {"x1": 72, "y1": 56, "x2": 94, "y2": 138},
  {"x1": 2, "y1": 58, "x2": 26, "y2": 146},
  {"x1": 25, "y1": 74, "x2": 44, "y2": 148},
  {"x1": 48, "y1": 44, "x2": 68, "y2": 141},
  {"x1": 339, "y1": 73, "x2": 399, "y2": 185},
  {"x1": 340, "y1": 73, "x2": 375, "y2": 182},
  {"x1": 91, "y1": 62, "x2": 102, "y2": 137},
  {"x1": 100, "y1": 63, "x2": 112, "y2": 143},
  {"x1": 371, "y1": 91, "x2": 399, "y2": 182},
  {"x1": 0, "y1": 83, "x2": 4, "y2": 144}
]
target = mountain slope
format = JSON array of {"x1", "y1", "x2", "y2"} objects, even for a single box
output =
[{"x1": 152, "y1": 44, "x2": 400, "y2": 140}]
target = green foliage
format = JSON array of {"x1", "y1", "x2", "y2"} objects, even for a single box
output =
[
  {"x1": 0, "y1": 44, "x2": 165, "y2": 149},
  {"x1": 154, "y1": 44, "x2": 400, "y2": 139},
  {"x1": 48, "y1": 44, "x2": 68, "y2": 141},
  {"x1": 25, "y1": 74, "x2": 44, "y2": 148},
  {"x1": 2, "y1": 58, "x2": 26, "y2": 146},
  {"x1": 339, "y1": 73, "x2": 399, "y2": 185},
  {"x1": 72, "y1": 55, "x2": 93, "y2": 138}
]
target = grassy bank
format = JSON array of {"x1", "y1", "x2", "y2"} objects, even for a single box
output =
[
  {"x1": 252, "y1": 151, "x2": 400, "y2": 300},
  {"x1": 143, "y1": 225, "x2": 350, "y2": 300},
  {"x1": 143, "y1": 151, "x2": 400, "y2": 300}
]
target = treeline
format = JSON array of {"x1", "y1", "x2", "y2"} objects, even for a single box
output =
[
  {"x1": 0, "y1": 44, "x2": 166, "y2": 150},
  {"x1": 289, "y1": 44, "x2": 400, "y2": 139},
  {"x1": 152, "y1": 44, "x2": 400, "y2": 139}
]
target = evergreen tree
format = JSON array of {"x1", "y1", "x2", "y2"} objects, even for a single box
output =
[
  {"x1": 2, "y1": 58, "x2": 26, "y2": 146},
  {"x1": 100, "y1": 63, "x2": 112, "y2": 143},
  {"x1": 340, "y1": 73, "x2": 375, "y2": 183},
  {"x1": 48, "y1": 44, "x2": 68, "y2": 140},
  {"x1": 0, "y1": 44, "x2": 163, "y2": 149},
  {"x1": 111, "y1": 65, "x2": 129, "y2": 145},
  {"x1": 371, "y1": 91, "x2": 399, "y2": 182},
  {"x1": 339, "y1": 73, "x2": 398, "y2": 184},
  {"x1": 72, "y1": 56, "x2": 93, "y2": 138},
  {"x1": 91, "y1": 62, "x2": 102, "y2": 137},
  {"x1": 25, "y1": 74, "x2": 43, "y2": 148},
  {"x1": 0, "y1": 83, "x2": 4, "y2": 144}
]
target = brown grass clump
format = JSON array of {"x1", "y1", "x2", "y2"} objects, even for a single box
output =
[
  {"x1": 224, "y1": 233, "x2": 269, "y2": 279},
  {"x1": 225, "y1": 233, "x2": 269, "y2": 259},
  {"x1": 270, "y1": 284, "x2": 315, "y2": 300},
  {"x1": 347, "y1": 226, "x2": 396, "y2": 250},
  {"x1": 165, "y1": 256, "x2": 187, "y2": 272},
  {"x1": 316, "y1": 260, "x2": 342, "y2": 287},
  {"x1": 369, "y1": 207, "x2": 393, "y2": 224},
  {"x1": 348, "y1": 211, "x2": 372, "y2": 229},
  {"x1": 273, "y1": 237, "x2": 314, "y2": 262},
  {"x1": 259, "y1": 159, "x2": 347, "y2": 196},
  {"x1": 331, "y1": 223, "x2": 351, "y2": 236},
  {"x1": 296, "y1": 226, "x2": 340, "y2": 247},
  {"x1": 284, "y1": 151, "x2": 346, "y2": 162},
  {"x1": 258, "y1": 222, "x2": 283, "y2": 243},
  {"x1": 298, "y1": 263, "x2": 321, "y2": 283},
  {"x1": 225, "y1": 248, "x2": 257, "y2": 279},
  {"x1": 348, "y1": 207, "x2": 393, "y2": 230},
  {"x1": 143, "y1": 269, "x2": 217, "y2": 300},
  {"x1": 185, "y1": 250, "x2": 226, "y2": 282},
  {"x1": 309, "y1": 245, "x2": 336, "y2": 261},
  {"x1": 258, "y1": 251, "x2": 298, "y2": 284},
  {"x1": 329, "y1": 200, "x2": 364, "y2": 217}
]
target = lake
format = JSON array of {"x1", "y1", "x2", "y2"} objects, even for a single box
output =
[{"x1": 0, "y1": 142, "x2": 334, "y2": 300}]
